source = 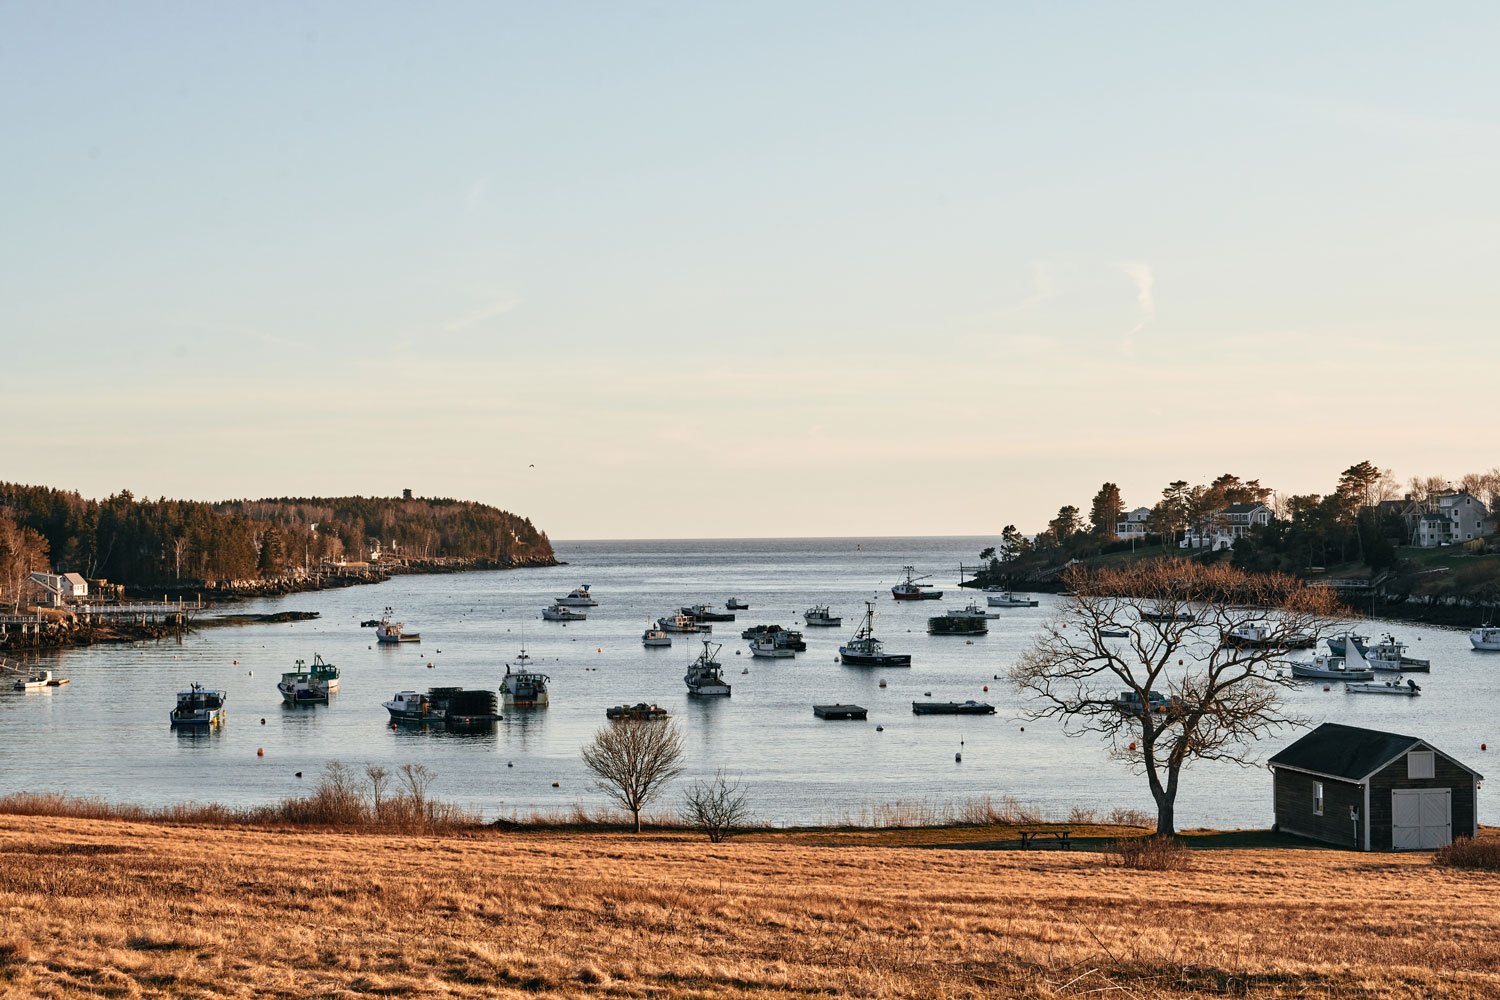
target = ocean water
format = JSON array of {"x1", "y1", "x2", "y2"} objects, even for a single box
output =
[{"x1": 2, "y1": 536, "x2": 1494, "y2": 828}]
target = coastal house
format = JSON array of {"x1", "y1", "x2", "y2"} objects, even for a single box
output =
[
  {"x1": 1410, "y1": 491, "x2": 1494, "y2": 548},
  {"x1": 1115, "y1": 507, "x2": 1153, "y2": 541},
  {"x1": 1268, "y1": 723, "x2": 1482, "y2": 851},
  {"x1": 25, "y1": 572, "x2": 88, "y2": 606},
  {"x1": 1180, "y1": 502, "x2": 1273, "y2": 551}
]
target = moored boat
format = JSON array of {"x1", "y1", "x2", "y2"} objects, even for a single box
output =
[
  {"x1": 641, "y1": 624, "x2": 673, "y2": 647},
  {"x1": 658, "y1": 613, "x2": 703, "y2": 633},
  {"x1": 171, "y1": 684, "x2": 226, "y2": 728},
  {"x1": 376, "y1": 607, "x2": 420, "y2": 644},
  {"x1": 804, "y1": 605, "x2": 842, "y2": 627},
  {"x1": 12, "y1": 669, "x2": 54, "y2": 692},
  {"x1": 606, "y1": 703, "x2": 671, "y2": 720},
  {"x1": 1472, "y1": 626, "x2": 1500, "y2": 651},
  {"x1": 839, "y1": 602, "x2": 911, "y2": 666},
  {"x1": 891, "y1": 566, "x2": 942, "y2": 600},
  {"x1": 384, "y1": 687, "x2": 500, "y2": 729},
  {"x1": 555, "y1": 585, "x2": 598, "y2": 607},
  {"x1": 501, "y1": 650, "x2": 550, "y2": 708},
  {"x1": 944, "y1": 601, "x2": 996, "y2": 620},
  {"x1": 1327, "y1": 632, "x2": 1371, "y2": 658},
  {"x1": 1363, "y1": 634, "x2": 1430, "y2": 672},
  {"x1": 1222, "y1": 624, "x2": 1316, "y2": 649},
  {"x1": 983, "y1": 589, "x2": 1038, "y2": 608},
  {"x1": 928, "y1": 615, "x2": 987, "y2": 635},
  {"x1": 683, "y1": 603, "x2": 736, "y2": 622},
  {"x1": 749, "y1": 636, "x2": 795, "y2": 658},
  {"x1": 278, "y1": 656, "x2": 338, "y2": 705},
  {"x1": 1287, "y1": 654, "x2": 1374, "y2": 682},
  {"x1": 912, "y1": 700, "x2": 995, "y2": 715},
  {"x1": 543, "y1": 603, "x2": 587, "y2": 622},
  {"x1": 685, "y1": 640, "x2": 731, "y2": 696},
  {"x1": 726, "y1": 597, "x2": 750, "y2": 610},
  {"x1": 1346, "y1": 678, "x2": 1422, "y2": 697}
]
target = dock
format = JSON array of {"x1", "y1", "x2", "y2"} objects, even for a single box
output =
[
  {"x1": 911, "y1": 700, "x2": 995, "y2": 715},
  {"x1": 813, "y1": 704, "x2": 867, "y2": 720}
]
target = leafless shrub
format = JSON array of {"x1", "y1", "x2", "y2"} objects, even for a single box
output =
[
  {"x1": 1435, "y1": 836, "x2": 1500, "y2": 872},
  {"x1": 1108, "y1": 835, "x2": 1191, "y2": 870},
  {"x1": 680, "y1": 770, "x2": 751, "y2": 842}
]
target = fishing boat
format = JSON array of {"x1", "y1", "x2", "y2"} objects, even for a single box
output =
[
  {"x1": 1138, "y1": 605, "x2": 1196, "y2": 623},
  {"x1": 1346, "y1": 678, "x2": 1421, "y2": 697},
  {"x1": 984, "y1": 589, "x2": 1038, "y2": 608},
  {"x1": 376, "y1": 607, "x2": 420, "y2": 644},
  {"x1": 555, "y1": 585, "x2": 598, "y2": 607},
  {"x1": 944, "y1": 601, "x2": 997, "y2": 620},
  {"x1": 1469, "y1": 626, "x2": 1500, "y2": 651},
  {"x1": 1363, "y1": 634, "x2": 1430, "y2": 672},
  {"x1": 804, "y1": 605, "x2": 842, "y2": 627},
  {"x1": 741, "y1": 624, "x2": 780, "y2": 640},
  {"x1": 278, "y1": 656, "x2": 339, "y2": 705},
  {"x1": 911, "y1": 700, "x2": 996, "y2": 715},
  {"x1": 641, "y1": 624, "x2": 673, "y2": 647},
  {"x1": 749, "y1": 636, "x2": 795, "y2": 658},
  {"x1": 683, "y1": 603, "x2": 736, "y2": 622},
  {"x1": 928, "y1": 615, "x2": 987, "y2": 635},
  {"x1": 606, "y1": 703, "x2": 670, "y2": 720},
  {"x1": 1113, "y1": 690, "x2": 1178, "y2": 717},
  {"x1": 501, "y1": 644, "x2": 550, "y2": 708},
  {"x1": 1327, "y1": 632, "x2": 1371, "y2": 658},
  {"x1": 542, "y1": 603, "x2": 587, "y2": 622},
  {"x1": 1222, "y1": 624, "x2": 1316, "y2": 649},
  {"x1": 891, "y1": 566, "x2": 942, "y2": 600},
  {"x1": 726, "y1": 597, "x2": 750, "y2": 610},
  {"x1": 1287, "y1": 654, "x2": 1374, "y2": 681},
  {"x1": 658, "y1": 613, "x2": 703, "y2": 633},
  {"x1": 383, "y1": 688, "x2": 500, "y2": 729},
  {"x1": 685, "y1": 640, "x2": 731, "y2": 696},
  {"x1": 12, "y1": 669, "x2": 54, "y2": 692},
  {"x1": 839, "y1": 602, "x2": 911, "y2": 666},
  {"x1": 170, "y1": 684, "x2": 226, "y2": 728}
]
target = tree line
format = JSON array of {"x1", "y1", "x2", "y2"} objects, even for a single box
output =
[
  {"x1": 984, "y1": 461, "x2": 1500, "y2": 576},
  {"x1": 0, "y1": 482, "x2": 554, "y2": 597}
]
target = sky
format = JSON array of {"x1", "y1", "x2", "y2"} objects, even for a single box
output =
[{"x1": 2, "y1": 2, "x2": 1497, "y2": 539}]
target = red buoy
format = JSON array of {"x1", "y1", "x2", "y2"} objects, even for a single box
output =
[
  {"x1": 256, "y1": 748, "x2": 264, "y2": 757},
  {"x1": 1129, "y1": 741, "x2": 1137, "y2": 751}
]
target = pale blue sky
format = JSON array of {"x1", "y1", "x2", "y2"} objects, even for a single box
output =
[{"x1": 2, "y1": 3, "x2": 1497, "y2": 538}]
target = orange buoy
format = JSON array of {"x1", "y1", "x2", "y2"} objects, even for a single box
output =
[
  {"x1": 1129, "y1": 741, "x2": 1137, "y2": 751},
  {"x1": 256, "y1": 748, "x2": 264, "y2": 757}
]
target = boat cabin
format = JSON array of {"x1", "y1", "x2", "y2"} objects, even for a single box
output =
[{"x1": 1268, "y1": 723, "x2": 1482, "y2": 851}]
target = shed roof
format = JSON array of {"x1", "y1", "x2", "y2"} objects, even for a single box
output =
[{"x1": 1268, "y1": 722, "x2": 1483, "y2": 783}]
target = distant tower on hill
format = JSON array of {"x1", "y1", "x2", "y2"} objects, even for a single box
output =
[{"x1": 402, "y1": 488, "x2": 413, "y2": 500}]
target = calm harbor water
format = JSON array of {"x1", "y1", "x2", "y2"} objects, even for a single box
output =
[{"x1": 3, "y1": 536, "x2": 1495, "y2": 827}]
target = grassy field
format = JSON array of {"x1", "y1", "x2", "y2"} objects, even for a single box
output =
[{"x1": 2, "y1": 815, "x2": 1498, "y2": 998}]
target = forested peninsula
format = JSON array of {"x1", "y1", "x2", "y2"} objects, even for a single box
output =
[{"x1": 0, "y1": 482, "x2": 555, "y2": 600}]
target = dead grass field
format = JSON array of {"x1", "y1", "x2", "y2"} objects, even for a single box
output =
[{"x1": 1, "y1": 815, "x2": 1497, "y2": 999}]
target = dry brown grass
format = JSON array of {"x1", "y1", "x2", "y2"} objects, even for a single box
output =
[
  {"x1": 1, "y1": 816, "x2": 1497, "y2": 998},
  {"x1": 1436, "y1": 835, "x2": 1500, "y2": 871}
]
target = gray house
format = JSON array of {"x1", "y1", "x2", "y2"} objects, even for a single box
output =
[{"x1": 1268, "y1": 723, "x2": 1482, "y2": 851}]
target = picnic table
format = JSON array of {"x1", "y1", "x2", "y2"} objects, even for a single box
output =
[{"x1": 1018, "y1": 829, "x2": 1072, "y2": 850}]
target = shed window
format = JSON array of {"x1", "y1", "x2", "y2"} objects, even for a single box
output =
[
  {"x1": 1313, "y1": 782, "x2": 1324, "y2": 816},
  {"x1": 1407, "y1": 751, "x2": 1435, "y2": 779}
]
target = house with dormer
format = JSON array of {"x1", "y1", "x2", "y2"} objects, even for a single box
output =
[{"x1": 1181, "y1": 502, "x2": 1273, "y2": 551}]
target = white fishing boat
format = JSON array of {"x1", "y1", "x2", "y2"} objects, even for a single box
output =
[
  {"x1": 1346, "y1": 678, "x2": 1422, "y2": 697},
  {"x1": 1364, "y1": 634, "x2": 1430, "y2": 672},
  {"x1": 12, "y1": 669, "x2": 53, "y2": 692},
  {"x1": 657, "y1": 613, "x2": 703, "y2": 633},
  {"x1": 170, "y1": 684, "x2": 226, "y2": 728},
  {"x1": 804, "y1": 605, "x2": 842, "y2": 627},
  {"x1": 984, "y1": 589, "x2": 1039, "y2": 608},
  {"x1": 641, "y1": 624, "x2": 673, "y2": 647},
  {"x1": 1287, "y1": 654, "x2": 1374, "y2": 681},
  {"x1": 555, "y1": 584, "x2": 598, "y2": 607},
  {"x1": 1470, "y1": 627, "x2": 1500, "y2": 651},
  {"x1": 542, "y1": 604, "x2": 587, "y2": 621},
  {"x1": 501, "y1": 644, "x2": 550, "y2": 708},
  {"x1": 749, "y1": 636, "x2": 795, "y2": 658},
  {"x1": 891, "y1": 566, "x2": 942, "y2": 601},
  {"x1": 726, "y1": 597, "x2": 750, "y2": 610},
  {"x1": 944, "y1": 601, "x2": 997, "y2": 620},
  {"x1": 839, "y1": 601, "x2": 911, "y2": 666},
  {"x1": 277, "y1": 655, "x2": 340, "y2": 705},
  {"x1": 383, "y1": 690, "x2": 438, "y2": 723},
  {"x1": 685, "y1": 640, "x2": 731, "y2": 696},
  {"x1": 375, "y1": 607, "x2": 420, "y2": 644}
]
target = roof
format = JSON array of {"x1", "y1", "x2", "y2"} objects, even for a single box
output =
[
  {"x1": 1268, "y1": 722, "x2": 1483, "y2": 783},
  {"x1": 1222, "y1": 502, "x2": 1269, "y2": 514},
  {"x1": 61, "y1": 573, "x2": 87, "y2": 585}
]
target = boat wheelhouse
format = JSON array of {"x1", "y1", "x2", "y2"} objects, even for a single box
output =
[
  {"x1": 641, "y1": 624, "x2": 673, "y2": 647},
  {"x1": 376, "y1": 607, "x2": 420, "y2": 644},
  {"x1": 1472, "y1": 627, "x2": 1500, "y2": 651},
  {"x1": 1364, "y1": 634, "x2": 1430, "y2": 672},
  {"x1": 171, "y1": 684, "x2": 226, "y2": 728},
  {"x1": 278, "y1": 656, "x2": 339, "y2": 705},
  {"x1": 1327, "y1": 632, "x2": 1371, "y2": 658},
  {"x1": 839, "y1": 602, "x2": 911, "y2": 667},
  {"x1": 543, "y1": 603, "x2": 587, "y2": 621},
  {"x1": 749, "y1": 636, "x2": 795, "y2": 658},
  {"x1": 804, "y1": 605, "x2": 842, "y2": 627}
]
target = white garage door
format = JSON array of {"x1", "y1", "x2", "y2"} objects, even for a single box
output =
[{"x1": 1392, "y1": 789, "x2": 1451, "y2": 850}]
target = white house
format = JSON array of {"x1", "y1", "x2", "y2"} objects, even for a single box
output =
[
  {"x1": 25, "y1": 571, "x2": 89, "y2": 606},
  {"x1": 1115, "y1": 507, "x2": 1153, "y2": 540},
  {"x1": 1181, "y1": 502, "x2": 1273, "y2": 551},
  {"x1": 59, "y1": 573, "x2": 88, "y2": 599},
  {"x1": 1414, "y1": 492, "x2": 1494, "y2": 547}
]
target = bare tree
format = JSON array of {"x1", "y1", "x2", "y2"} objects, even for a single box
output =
[
  {"x1": 1011, "y1": 560, "x2": 1346, "y2": 836},
  {"x1": 365, "y1": 765, "x2": 390, "y2": 818},
  {"x1": 581, "y1": 719, "x2": 685, "y2": 833},
  {"x1": 397, "y1": 762, "x2": 436, "y2": 820},
  {"x1": 681, "y1": 769, "x2": 751, "y2": 843}
]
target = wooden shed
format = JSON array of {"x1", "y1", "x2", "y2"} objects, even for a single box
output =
[{"x1": 1268, "y1": 723, "x2": 1483, "y2": 851}]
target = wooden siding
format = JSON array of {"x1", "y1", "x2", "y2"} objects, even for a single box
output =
[
  {"x1": 1272, "y1": 771, "x2": 1364, "y2": 848},
  {"x1": 1368, "y1": 751, "x2": 1477, "y2": 849}
]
